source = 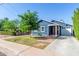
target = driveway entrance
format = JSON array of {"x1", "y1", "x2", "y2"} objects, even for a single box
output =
[{"x1": 45, "y1": 36, "x2": 79, "y2": 56}]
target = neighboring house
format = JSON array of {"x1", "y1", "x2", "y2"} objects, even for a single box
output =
[{"x1": 31, "y1": 20, "x2": 73, "y2": 37}]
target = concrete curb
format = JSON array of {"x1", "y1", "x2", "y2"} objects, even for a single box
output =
[{"x1": 0, "y1": 39, "x2": 56, "y2": 56}]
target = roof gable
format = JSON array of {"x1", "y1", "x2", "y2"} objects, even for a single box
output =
[
  {"x1": 38, "y1": 20, "x2": 52, "y2": 24},
  {"x1": 51, "y1": 20, "x2": 72, "y2": 26},
  {"x1": 38, "y1": 20, "x2": 72, "y2": 27}
]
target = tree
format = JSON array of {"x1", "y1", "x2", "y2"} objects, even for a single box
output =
[
  {"x1": 2, "y1": 18, "x2": 17, "y2": 33},
  {"x1": 72, "y1": 8, "x2": 79, "y2": 40},
  {"x1": 18, "y1": 10, "x2": 39, "y2": 33},
  {"x1": 0, "y1": 19, "x2": 3, "y2": 30},
  {"x1": 0, "y1": 20, "x2": 2, "y2": 30}
]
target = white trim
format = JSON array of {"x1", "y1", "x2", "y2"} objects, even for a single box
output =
[
  {"x1": 40, "y1": 26, "x2": 45, "y2": 32},
  {"x1": 33, "y1": 30, "x2": 38, "y2": 32},
  {"x1": 48, "y1": 23, "x2": 59, "y2": 26}
]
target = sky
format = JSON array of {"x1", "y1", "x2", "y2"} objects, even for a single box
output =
[{"x1": 0, "y1": 3, "x2": 79, "y2": 25}]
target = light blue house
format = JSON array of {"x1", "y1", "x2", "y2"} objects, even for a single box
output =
[{"x1": 31, "y1": 20, "x2": 73, "y2": 37}]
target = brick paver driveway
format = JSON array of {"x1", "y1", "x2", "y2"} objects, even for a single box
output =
[{"x1": 45, "y1": 36, "x2": 79, "y2": 56}]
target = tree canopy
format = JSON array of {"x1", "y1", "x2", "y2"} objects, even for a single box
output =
[
  {"x1": 0, "y1": 10, "x2": 39, "y2": 35},
  {"x1": 18, "y1": 10, "x2": 39, "y2": 32},
  {"x1": 1, "y1": 18, "x2": 17, "y2": 32},
  {"x1": 72, "y1": 8, "x2": 79, "y2": 40}
]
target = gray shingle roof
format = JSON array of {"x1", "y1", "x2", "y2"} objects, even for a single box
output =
[
  {"x1": 38, "y1": 20, "x2": 72, "y2": 27},
  {"x1": 51, "y1": 20, "x2": 72, "y2": 26}
]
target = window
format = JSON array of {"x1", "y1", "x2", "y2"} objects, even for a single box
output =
[
  {"x1": 33, "y1": 30, "x2": 38, "y2": 32},
  {"x1": 40, "y1": 26, "x2": 45, "y2": 32}
]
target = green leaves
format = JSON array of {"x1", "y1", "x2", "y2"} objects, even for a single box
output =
[
  {"x1": 72, "y1": 8, "x2": 79, "y2": 40},
  {"x1": 18, "y1": 10, "x2": 39, "y2": 32},
  {"x1": 0, "y1": 17, "x2": 17, "y2": 33},
  {"x1": 0, "y1": 10, "x2": 39, "y2": 35}
]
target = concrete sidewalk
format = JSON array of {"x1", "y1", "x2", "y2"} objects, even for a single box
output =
[
  {"x1": 45, "y1": 36, "x2": 79, "y2": 56},
  {"x1": 0, "y1": 38, "x2": 61, "y2": 56}
]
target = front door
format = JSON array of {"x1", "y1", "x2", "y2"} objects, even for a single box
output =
[{"x1": 49, "y1": 26, "x2": 55, "y2": 35}]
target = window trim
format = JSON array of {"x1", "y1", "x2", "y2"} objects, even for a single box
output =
[
  {"x1": 40, "y1": 26, "x2": 45, "y2": 32},
  {"x1": 33, "y1": 30, "x2": 38, "y2": 32}
]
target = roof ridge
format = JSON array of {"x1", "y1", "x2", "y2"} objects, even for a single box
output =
[
  {"x1": 39, "y1": 20, "x2": 72, "y2": 26},
  {"x1": 51, "y1": 20, "x2": 72, "y2": 26}
]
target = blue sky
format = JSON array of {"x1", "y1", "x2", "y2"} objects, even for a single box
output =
[{"x1": 0, "y1": 3, "x2": 79, "y2": 25}]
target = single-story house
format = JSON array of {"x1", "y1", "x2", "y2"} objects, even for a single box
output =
[{"x1": 31, "y1": 20, "x2": 73, "y2": 37}]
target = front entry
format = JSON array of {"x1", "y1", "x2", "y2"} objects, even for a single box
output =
[
  {"x1": 49, "y1": 26, "x2": 61, "y2": 36},
  {"x1": 49, "y1": 26, "x2": 55, "y2": 35}
]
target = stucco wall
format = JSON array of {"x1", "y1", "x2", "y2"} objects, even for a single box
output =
[{"x1": 31, "y1": 21, "x2": 50, "y2": 37}]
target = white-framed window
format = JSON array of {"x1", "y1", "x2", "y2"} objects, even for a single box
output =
[
  {"x1": 33, "y1": 30, "x2": 38, "y2": 32},
  {"x1": 40, "y1": 26, "x2": 45, "y2": 32}
]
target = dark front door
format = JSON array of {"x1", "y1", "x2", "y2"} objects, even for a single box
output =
[
  {"x1": 59, "y1": 26, "x2": 61, "y2": 36},
  {"x1": 49, "y1": 26, "x2": 55, "y2": 35}
]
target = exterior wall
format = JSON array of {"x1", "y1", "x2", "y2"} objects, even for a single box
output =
[
  {"x1": 31, "y1": 21, "x2": 49, "y2": 37},
  {"x1": 31, "y1": 20, "x2": 73, "y2": 37},
  {"x1": 55, "y1": 21, "x2": 73, "y2": 36},
  {"x1": 61, "y1": 26, "x2": 72, "y2": 36}
]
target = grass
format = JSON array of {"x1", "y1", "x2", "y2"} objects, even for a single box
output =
[
  {"x1": 5, "y1": 36, "x2": 50, "y2": 49},
  {"x1": 0, "y1": 31, "x2": 13, "y2": 35},
  {"x1": 6, "y1": 36, "x2": 37, "y2": 46}
]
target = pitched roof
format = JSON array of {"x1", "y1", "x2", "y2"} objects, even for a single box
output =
[
  {"x1": 51, "y1": 20, "x2": 72, "y2": 26},
  {"x1": 38, "y1": 20, "x2": 72, "y2": 26},
  {"x1": 38, "y1": 20, "x2": 52, "y2": 24}
]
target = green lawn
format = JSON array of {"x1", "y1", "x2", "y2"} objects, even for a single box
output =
[
  {"x1": 6, "y1": 36, "x2": 37, "y2": 46},
  {"x1": 0, "y1": 31, "x2": 13, "y2": 35}
]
